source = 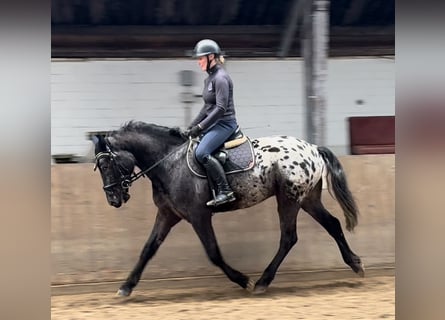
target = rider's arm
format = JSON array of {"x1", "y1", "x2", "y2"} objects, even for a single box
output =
[
  {"x1": 189, "y1": 107, "x2": 207, "y2": 128},
  {"x1": 197, "y1": 76, "x2": 229, "y2": 131}
]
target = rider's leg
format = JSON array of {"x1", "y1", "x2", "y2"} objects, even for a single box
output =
[
  {"x1": 195, "y1": 120, "x2": 237, "y2": 206},
  {"x1": 201, "y1": 154, "x2": 236, "y2": 206}
]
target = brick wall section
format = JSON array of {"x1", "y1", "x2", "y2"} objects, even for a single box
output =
[{"x1": 51, "y1": 57, "x2": 394, "y2": 156}]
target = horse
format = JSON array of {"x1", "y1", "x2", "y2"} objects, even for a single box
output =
[{"x1": 92, "y1": 121, "x2": 364, "y2": 296}]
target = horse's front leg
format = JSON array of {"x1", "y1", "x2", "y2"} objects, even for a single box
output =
[
  {"x1": 191, "y1": 213, "x2": 253, "y2": 290},
  {"x1": 117, "y1": 209, "x2": 181, "y2": 297}
]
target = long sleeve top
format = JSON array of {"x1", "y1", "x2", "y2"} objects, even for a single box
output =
[{"x1": 190, "y1": 64, "x2": 236, "y2": 131}]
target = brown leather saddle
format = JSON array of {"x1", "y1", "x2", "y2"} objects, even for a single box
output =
[{"x1": 186, "y1": 127, "x2": 255, "y2": 178}]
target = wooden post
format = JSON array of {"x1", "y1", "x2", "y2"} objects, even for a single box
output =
[{"x1": 302, "y1": 0, "x2": 329, "y2": 146}]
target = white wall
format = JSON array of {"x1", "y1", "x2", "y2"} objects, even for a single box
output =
[{"x1": 51, "y1": 57, "x2": 394, "y2": 156}]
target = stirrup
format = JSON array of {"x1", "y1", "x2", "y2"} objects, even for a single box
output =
[{"x1": 206, "y1": 191, "x2": 236, "y2": 207}]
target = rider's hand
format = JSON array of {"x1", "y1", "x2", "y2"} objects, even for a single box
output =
[{"x1": 188, "y1": 125, "x2": 202, "y2": 138}]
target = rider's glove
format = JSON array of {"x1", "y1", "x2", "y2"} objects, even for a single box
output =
[{"x1": 188, "y1": 124, "x2": 202, "y2": 138}]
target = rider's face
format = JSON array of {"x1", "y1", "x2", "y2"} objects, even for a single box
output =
[{"x1": 197, "y1": 54, "x2": 215, "y2": 71}]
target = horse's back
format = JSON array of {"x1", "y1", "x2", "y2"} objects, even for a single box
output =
[{"x1": 251, "y1": 135, "x2": 325, "y2": 200}]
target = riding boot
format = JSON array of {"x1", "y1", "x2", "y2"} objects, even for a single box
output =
[{"x1": 202, "y1": 155, "x2": 236, "y2": 206}]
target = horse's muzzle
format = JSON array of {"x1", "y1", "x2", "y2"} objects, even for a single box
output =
[
  {"x1": 107, "y1": 191, "x2": 130, "y2": 208},
  {"x1": 107, "y1": 193, "x2": 122, "y2": 208},
  {"x1": 109, "y1": 199, "x2": 122, "y2": 208}
]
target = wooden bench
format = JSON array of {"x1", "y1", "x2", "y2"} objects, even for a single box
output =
[{"x1": 348, "y1": 116, "x2": 395, "y2": 155}]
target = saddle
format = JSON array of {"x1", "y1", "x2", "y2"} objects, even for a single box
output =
[{"x1": 187, "y1": 127, "x2": 255, "y2": 178}]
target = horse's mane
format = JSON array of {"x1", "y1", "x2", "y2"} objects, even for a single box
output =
[{"x1": 114, "y1": 120, "x2": 187, "y2": 142}]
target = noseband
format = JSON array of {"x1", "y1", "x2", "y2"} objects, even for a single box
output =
[{"x1": 94, "y1": 151, "x2": 134, "y2": 192}]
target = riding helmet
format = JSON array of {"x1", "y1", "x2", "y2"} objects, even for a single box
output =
[{"x1": 192, "y1": 39, "x2": 222, "y2": 57}]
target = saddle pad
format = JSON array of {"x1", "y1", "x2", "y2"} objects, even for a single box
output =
[{"x1": 187, "y1": 138, "x2": 255, "y2": 178}]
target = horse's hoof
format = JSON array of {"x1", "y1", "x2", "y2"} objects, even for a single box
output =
[
  {"x1": 352, "y1": 262, "x2": 365, "y2": 278},
  {"x1": 116, "y1": 287, "x2": 132, "y2": 297},
  {"x1": 356, "y1": 263, "x2": 365, "y2": 278},
  {"x1": 252, "y1": 284, "x2": 268, "y2": 295},
  {"x1": 246, "y1": 279, "x2": 255, "y2": 292}
]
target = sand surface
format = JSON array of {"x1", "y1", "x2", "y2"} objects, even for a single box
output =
[{"x1": 52, "y1": 272, "x2": 394, "y2": 320}]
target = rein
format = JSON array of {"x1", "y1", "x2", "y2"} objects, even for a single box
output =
[{"x1": 128, "y1": 141, "x2": 186, "y2": 183}]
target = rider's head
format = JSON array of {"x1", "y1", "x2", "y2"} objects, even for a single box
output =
[{"x1": 192, "y1": 39, "x2": 225, "y2": 73}]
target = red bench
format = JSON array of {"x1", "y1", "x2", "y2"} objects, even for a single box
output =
[{"x1": 348, "y1": 116, "x2": 395, "y2": 155}]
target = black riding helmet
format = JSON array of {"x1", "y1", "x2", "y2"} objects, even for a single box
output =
[
  {"x1": 192, "y1": 39, "x2": 222, "y2": 57},
  {"x1": 192, "y1": 39, "x2": 223, "y2": 72}
]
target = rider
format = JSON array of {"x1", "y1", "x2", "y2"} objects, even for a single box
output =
[{"x1": 187, "y1": 39, "x2": 238, "y2": 207}]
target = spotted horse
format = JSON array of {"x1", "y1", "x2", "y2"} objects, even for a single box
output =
[{"x1": 93, "y1": 121, "x2": 364, "y2": 296}]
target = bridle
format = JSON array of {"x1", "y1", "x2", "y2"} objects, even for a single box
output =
[
  {"x1": 94, "y1": 148, "x2": 134, "y2": 192},
  {"x1": 94, "y1": 138, "x2": 190, "y2": 192}
]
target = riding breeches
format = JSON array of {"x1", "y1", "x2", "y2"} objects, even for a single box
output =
[{"x1": 194, "y1": 119, "x2": 237, "y2": 164}]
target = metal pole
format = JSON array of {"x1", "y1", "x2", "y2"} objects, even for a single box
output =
[{"x1": 302, "y1": 0, "x2": 329, "y2": 146}]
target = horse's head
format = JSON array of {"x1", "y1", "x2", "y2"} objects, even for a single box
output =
[{"x1": 92, "y1": 135, "x2": 135, "y2": 208}]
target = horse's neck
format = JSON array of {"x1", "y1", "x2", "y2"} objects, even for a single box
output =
[{"x1": 121, "y1": 131, "x2": 183, "y2": 169}]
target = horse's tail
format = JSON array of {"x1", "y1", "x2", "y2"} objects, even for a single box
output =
[{"x1": 317, "y1": 146, "x2": 358, "y2": 232}]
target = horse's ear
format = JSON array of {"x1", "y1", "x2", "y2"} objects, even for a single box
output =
[
  {"x1": 107, "y1": 136, "x2": 116, "y2": 145},
  {"x1": 92, "y1": 135, "x2": 100, "y2": 145},
  {"x1": 92, "y1": 134, "x2": 107, "y2": 151}
]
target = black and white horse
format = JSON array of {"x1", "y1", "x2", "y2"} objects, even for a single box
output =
[{"x1": 93, "y1": 121, "x2": 364, "y2": 296}]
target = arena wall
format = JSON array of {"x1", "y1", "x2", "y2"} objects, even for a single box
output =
[{"x1": 51, "y1": 154, "x2": 394, "y2": 284}]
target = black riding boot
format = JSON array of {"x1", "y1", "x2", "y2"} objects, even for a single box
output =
[{"x1": 202, "y1": 155, "x2": 236, "y2": 206}]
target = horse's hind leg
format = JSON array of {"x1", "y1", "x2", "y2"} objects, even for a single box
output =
[
  {"x1": 301, "y1": 181, "x2": 364, "y2": 277},
  {"x1": 117, "y1": 209, "x2": 181, "y2": 297},
  {"x1": 253, "y1": 194, "x2": 300, "y2": 294},
  {"x1": 191, "y1": 214, "x2": 252, "y2": 290}
]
